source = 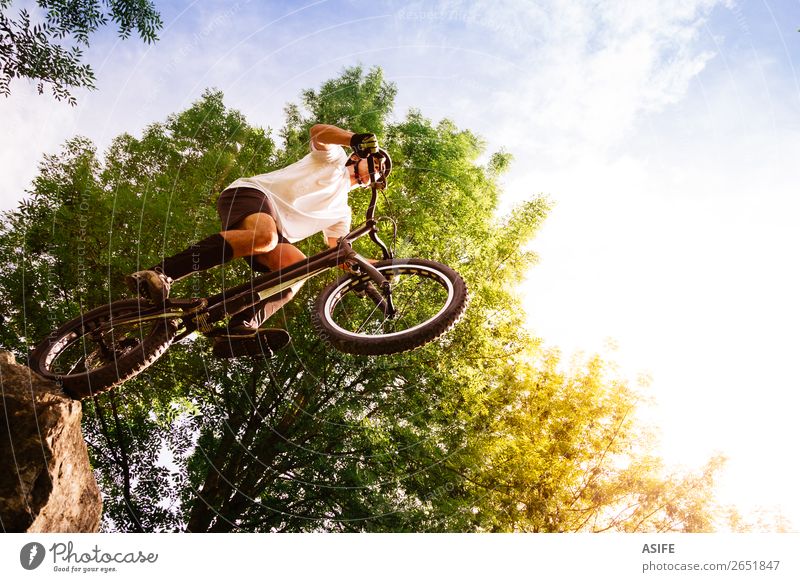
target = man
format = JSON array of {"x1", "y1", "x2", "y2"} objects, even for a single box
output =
[{"x1": 126, "y1": 124, "x2": 389, "y2": 358}]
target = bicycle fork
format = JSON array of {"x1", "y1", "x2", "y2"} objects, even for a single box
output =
[{"x1": 346, "y1": 252, "x2": 397, "y2": 318}]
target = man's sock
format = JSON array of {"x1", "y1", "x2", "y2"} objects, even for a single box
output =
[{"x1": 151, "y1": 233, "x2": 235, "y2": 281}]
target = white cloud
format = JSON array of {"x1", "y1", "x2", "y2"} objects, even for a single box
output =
[
  {"x1": 497, "y1": 1, "x2": 721, "y2": 164},
  {"x1": 0, "y1": 84, "x2": 84, "y2": 211}
]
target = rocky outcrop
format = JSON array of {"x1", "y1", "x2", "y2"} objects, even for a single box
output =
[{"x1": 0, "y1": 350, "x2": 102, "y2": 532}]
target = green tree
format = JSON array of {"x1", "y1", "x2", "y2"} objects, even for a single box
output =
[
  {"x1": 0, "y1": 66, "x2": 728, "y2": 532},
  {"x1": 0, "y1": 0, "x2": 162, "y2": 104}
]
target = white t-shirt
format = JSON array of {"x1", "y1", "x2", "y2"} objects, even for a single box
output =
[{"x1": 224, "y1": 145, "x2": 351, "y2": 243}]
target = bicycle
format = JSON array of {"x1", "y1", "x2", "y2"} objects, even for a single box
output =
[{"x1": 28, "y1": 151, "x2": 468, "y2": 399}]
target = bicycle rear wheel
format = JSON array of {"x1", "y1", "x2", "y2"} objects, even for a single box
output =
[
  {"x1": 312, "y1": 258, "x2": 467, "y2": 355},
  {"x1": 29, "y1": 300, "x2": 179, "y2": 399}
]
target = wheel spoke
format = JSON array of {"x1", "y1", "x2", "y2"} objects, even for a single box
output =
[
  {"x1": 354, "y1": 298, "x2": 384, "y2": 334},
  {"x1": 384, "y1": 273, "x2": 438, "y2": 333},
  {"x1": 65, "y1": 354, "x2": 88, "y2": 375},
  {"x1": 49, "y1": 311, "x2": 155, "y2": 375}
]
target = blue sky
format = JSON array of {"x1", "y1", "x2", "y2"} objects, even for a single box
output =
[{"x1": 2, "y1": 0, "x2": 799, "y2": 530}]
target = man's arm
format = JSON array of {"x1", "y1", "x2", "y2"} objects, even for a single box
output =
[
  {"x1": 310, "y1": 124, "x2": 380, "y2": 156},
  {"x1": 310, "y1": 124, "x2": 354, "y2": 151}
]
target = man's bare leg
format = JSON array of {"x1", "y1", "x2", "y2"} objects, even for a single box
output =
[
  {"x1": 218, "y1": 211, "x2": 307, "y2": 325},
  {"x1": 220, "y1": 212, "x2": 281, "y2": 258},
  {"x1": 128, "y1": 212, "x2": 278, "y2": 304}
]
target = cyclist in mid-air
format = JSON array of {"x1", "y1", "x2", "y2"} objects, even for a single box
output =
[{"x1": 127, "y1": 125, "x2": 391, "y2": 358}]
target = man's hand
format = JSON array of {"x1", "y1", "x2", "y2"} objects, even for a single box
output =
[{"x1": 350, "y1": 133, "x2": 379, "y2": 158}]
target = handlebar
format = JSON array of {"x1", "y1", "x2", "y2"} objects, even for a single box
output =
[{"x1": 359, "y1": 150, "x2": 393, "y2": 260}]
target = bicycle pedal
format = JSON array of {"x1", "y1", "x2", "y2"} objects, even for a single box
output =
[{"x1": 211, "y1": 329, "x2": 291, "y2": 359}]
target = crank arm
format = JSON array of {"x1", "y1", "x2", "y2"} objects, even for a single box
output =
[{"x1": 94, "y1": 298, "x2": 208, "y2": 332}]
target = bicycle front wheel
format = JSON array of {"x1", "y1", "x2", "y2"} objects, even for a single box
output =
[
  {"x1": 29, "y1": 299, "x2": 179, "y2": 399},
  {"x1": 312, "y1": 258, "x2": 467, "y2": 355}
]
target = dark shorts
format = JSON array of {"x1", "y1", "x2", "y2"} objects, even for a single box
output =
[{"x1": 216, "y1": 186, "x2": 289, "y2": 273}]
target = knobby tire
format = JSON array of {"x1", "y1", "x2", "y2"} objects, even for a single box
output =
[
  {"x1": 312, "y1": 258, "x2": 467, "y2": 355},
  {"x1": 28, "y1": 300, "x2": 179, "y2": 399}
]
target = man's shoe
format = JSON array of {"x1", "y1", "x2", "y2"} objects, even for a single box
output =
[
  {"x1": 211, "y1": 327, "x2": 291, "y2": 359},
  {"x1": 126, "y1": 269, "x2": 172, "y2": 305}
]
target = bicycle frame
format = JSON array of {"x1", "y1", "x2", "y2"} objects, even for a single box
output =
[
  {"x1": 103, "y1": 152, "x2": 396, "y2": 340},
  {"x1": 191, "y1": 228, "x2": 389, "y2": 337}
]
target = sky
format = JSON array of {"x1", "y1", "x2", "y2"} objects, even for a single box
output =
[{"x1": 2, "y1": 0, "x2": 799, "y2": 530}]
